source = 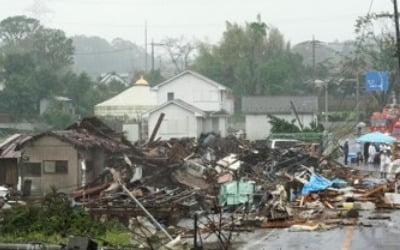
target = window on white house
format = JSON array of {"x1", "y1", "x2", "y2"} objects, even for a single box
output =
[
  {"x1": 43, "y1": 160, "x2": 68, "y2": 174},
  {"x1": 167, "y1": 92, "x2": 174, "y2": 101}
]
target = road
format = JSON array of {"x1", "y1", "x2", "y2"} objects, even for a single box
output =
[
  {"x1": 235, "y1": 142, "x2": 400, "y2": 250},
  {"x1": 236, "y1": 210, "x2": 400, "y2": 250}
]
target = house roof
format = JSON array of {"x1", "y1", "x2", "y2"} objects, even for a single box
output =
[
  {"x1": 242, "y1": 96, "x2": 318, "y2": 114},
  {"x1": 147, "y1": 99, "x2": 207, "y2": 117},
  {"x1": 20, "y1": 117, "x2": 132, "y2": 153},
  {"x1": 95, "y1": 84, "x2": 157, "y2": 108},
  {"x1": 152, "y1": 70, "x2": 231, "y2": 91},
  {"x1": 21, "y1": 129, "x2": 130, "y2": 153},
  {"x1": 0, "y1": 134, "x2": 32, "y2": 159}
]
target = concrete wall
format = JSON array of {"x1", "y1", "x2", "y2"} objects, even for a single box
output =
[
  {"x1": 148, "y1": 104, "x2": 198, "y2": 139},
  {"x1": 245, "y1": 113, "x2": 316, "y2": 140},
  {"x1": 156, "y1": 74, "x2": 233, "y2": 113}
]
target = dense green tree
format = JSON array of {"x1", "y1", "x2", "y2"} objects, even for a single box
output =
[
  {"x1": 348, "y1": 12, "x2": 397, "y2": 107},
  {"x1": 31, "y1": 28, "x2": 74, "y2": 70},
  {"x1": 192, "y1": 17, "x2": 310, "y2": 97},
  {"x1": 0, "y1": 16, "x2": 76, "y2": 122},
  {"x1": 42, "y1": 100, "x2": 75, "y2": 129},
  {"x1": 0, "y1": 15, "x2": 40, "y2": 46},
  {"x1": 0, "y1": 53, "x2": 37, "y2": 118}
]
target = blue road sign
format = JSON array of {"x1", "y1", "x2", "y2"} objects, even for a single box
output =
[{"x1": 365, "y1": 71, "x2": 389, "y2": 92}]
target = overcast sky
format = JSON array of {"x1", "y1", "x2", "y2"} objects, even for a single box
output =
[{"x1": 0, "y1": 0, "x2": 395, "y2": 46}]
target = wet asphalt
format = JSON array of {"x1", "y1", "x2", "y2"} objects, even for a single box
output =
[
  {"x1": 234, "y1": 161, "x2": 400, "y2": 250},
  {"x1": 236, "y1": 210, "x2": 400, "y2": 250}
]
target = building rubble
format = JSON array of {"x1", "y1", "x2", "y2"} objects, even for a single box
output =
[{"x1": 69, "y1": 133, "x2": 400, "y2": 247}]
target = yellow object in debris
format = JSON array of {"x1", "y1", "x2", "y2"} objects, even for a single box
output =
[{"x1": 342, "y1": 202, "x2": 354, "y2": 209}]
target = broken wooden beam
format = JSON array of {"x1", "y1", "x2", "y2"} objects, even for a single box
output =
[{"x1": 148, "y1": 113, "x2": 165, "y2": 144}]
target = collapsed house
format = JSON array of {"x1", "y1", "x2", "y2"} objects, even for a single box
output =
[
  {"x1": 70, "y1": 129, "x2": 400, "y2": 246},
  {"x1": 0, "y1": 117, "x2": 130, "y2": 197},
  {"x1": 3, "y1": 115, "x2": 400, "y2": 248}
]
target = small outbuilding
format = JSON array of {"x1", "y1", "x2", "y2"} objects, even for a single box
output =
[{"x1": 242, "y1": 96, "x2": 319, "y2": 141}]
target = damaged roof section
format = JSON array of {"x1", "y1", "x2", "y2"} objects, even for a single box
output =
[
  {"x1": 0, "y1": 134, "x2": 32, "y2": 159},
  {"x1": 20, "y1": 117, "x2": 132, "y2": 153}
]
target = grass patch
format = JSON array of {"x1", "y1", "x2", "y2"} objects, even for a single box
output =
[
  {"x1": 99, "y1": 230, "x2": 132, "y2": 246},
  {"x1": 0, "y1": 232, "x2": 66, "y2": 244}
]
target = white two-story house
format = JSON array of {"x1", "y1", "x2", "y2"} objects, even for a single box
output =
[{"x1": 147, "y1": 70, "x2": 234, "y2": 139}]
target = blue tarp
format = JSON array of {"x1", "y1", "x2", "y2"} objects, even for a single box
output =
[
  {"x1": 301, "y1": 174, "x2": 332, "y2": 195},
  {"x1": 301, "y1": 175, "x2": 348, "y2": 195}
]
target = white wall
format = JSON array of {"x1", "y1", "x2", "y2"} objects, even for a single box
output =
[
  {"x1": 218, "y1": 117, "x2": 227, "y2": 137},
  {"x1": 245, "y1": 113, "x2": 316, "y2": 141},
  {"x1": 148, "y1": 104, "x2": 198, "y2": 140},
  {"x1": 157, "y1": 74, "x2": 233, "y2": 113},
  {"x1": 221, "y1": 90, "x2": 234, "y2": 114},
  {"x1": 123, "y1": 124, "x2": 139, "y2": 142}
]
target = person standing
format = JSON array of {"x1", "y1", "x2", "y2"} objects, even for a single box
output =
[
  {"x1": 342, "y1": 140, "x2": 349, "y2": 165},
  {"x1": 355, "y1": 142, "x2": 362, "y2": 166},
  {"x1": 368, "y1": 143, "x2": 376, "y2": 165},
  {"x1": 380, "y1": 150, "x2": 391, "y2": 178},
  {"x1": 364, "y1": 142, "x2": 370, "y2": 164}
]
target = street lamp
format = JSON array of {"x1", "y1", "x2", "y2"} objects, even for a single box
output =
[{"x1": 315, "y1": 79, "x2": 328, "y2": 123}]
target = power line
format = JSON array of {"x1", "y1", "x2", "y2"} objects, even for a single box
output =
[{"x1": 74, "y1": 47, "x2": 136, "y2": 56}]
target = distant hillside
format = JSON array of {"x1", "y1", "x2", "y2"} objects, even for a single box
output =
[
  {"x1": 292, "y1": 40, "x2": 355, "y2": 65},
  {"x1": 72, "y1": 36, "x2": 147, "y2": 78}
]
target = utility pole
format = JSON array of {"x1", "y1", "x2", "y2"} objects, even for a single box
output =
[
  {"x1": 144, "y1": 20, "x2": 148, "y2": 72},
  {"x1": 394, "y1": 0, "x2": 400, "y2": 93},
  {"x1": 356, "y1": 72, "x2": 360, "y2": 122},
  {"x1": 151, "y1": 39, "x2": 154, "y2": 72},
  {"x1": 312, "y1": 35, "x2": 316, "y2": 80},
  {"x1": 150, "y1": 40, "x2": 165, "y2": 72},
  {"x1": 325, "y1": 81, "x2": 328, "y2": 123}
]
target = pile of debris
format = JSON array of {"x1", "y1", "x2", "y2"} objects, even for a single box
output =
[{"x1": 71, "y1": 132, "x2": 400, "y2": 246}]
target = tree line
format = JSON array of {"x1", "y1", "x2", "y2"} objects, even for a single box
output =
[{"x1": 0, "y1": 13, "x2": 394, "y2": 128}]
